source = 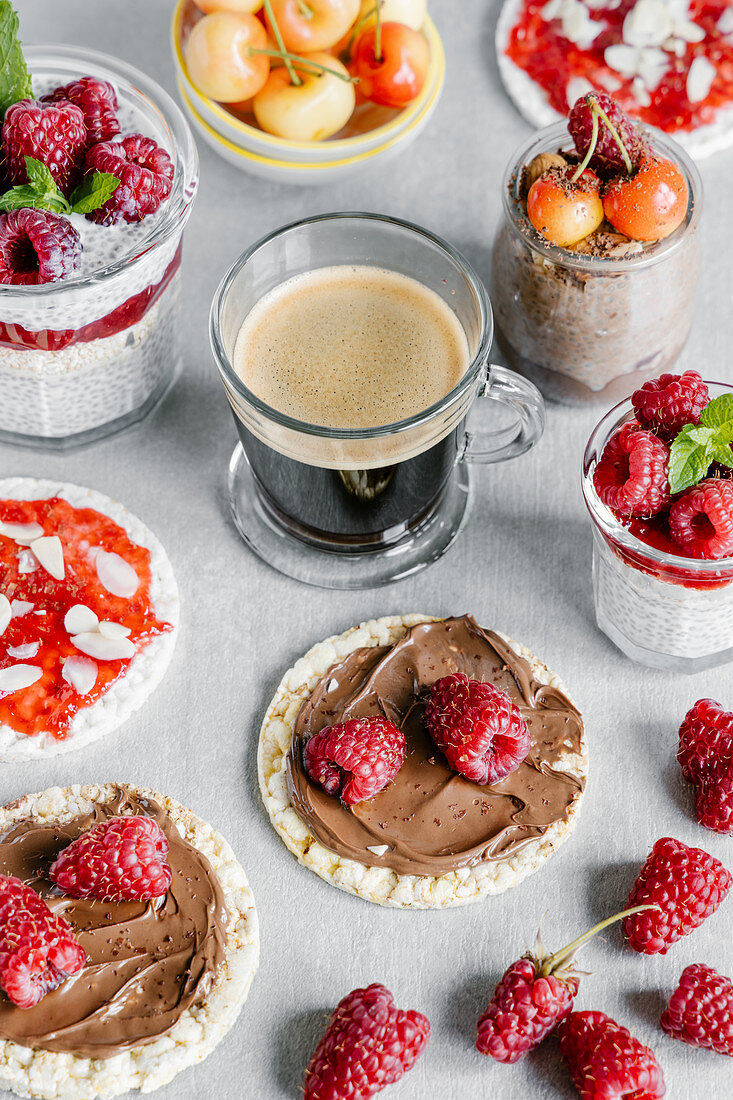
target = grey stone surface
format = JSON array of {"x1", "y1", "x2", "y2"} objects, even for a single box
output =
[{"x1": 0, "y1": 0, "x2": 731, "y2": 1096}]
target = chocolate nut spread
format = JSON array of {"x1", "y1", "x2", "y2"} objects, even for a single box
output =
[
  {"x1": 287, "y1": 616, "x2": 585, "y2": 877},
  {"x1": 0, "y1": 787, "x2": 228, "y2": 1058}
]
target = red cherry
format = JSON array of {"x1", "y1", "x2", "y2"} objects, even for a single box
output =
[
  {"x1": 352, "y1": 22, "x2": 429, "y2": 108},
  {"x1": 603, "y1": 157, "x2": 689, "y2": 242},
  {"x1": 526, "y1": 167, "x2": 603, "y2": 247}
]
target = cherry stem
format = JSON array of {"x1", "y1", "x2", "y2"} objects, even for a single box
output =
[
  {"x1": 345, "y1": 3, "x2": 380, "y2": 54},
  {"x1": 297, "y1": 0, "x2": 313, "y2": 17},
  {"x1": 263, "y1": 0, "x2": 302, "y2": 87},
  {"x1": 540, "y1": 904, "x2": 659, "y2": 977},
  {"x1": 571, "y1": 108, "x2": 599, "y2": 183},
  {"x1": 375, "y1": 0, "x2": 382, "y2": 62},
  {"x1": 250, "y1": 46, "x2": 358, "y2": 83},
  {"x1": 593, "y1": 98, "x2": 633, "y2": 175}
]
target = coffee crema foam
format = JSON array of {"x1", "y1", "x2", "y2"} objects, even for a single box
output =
[{"x1": 234, "y1": 266, "x2": 470, "y2": 430}]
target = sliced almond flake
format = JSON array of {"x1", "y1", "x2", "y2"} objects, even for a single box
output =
[
  {"x1": 98, "y1": 621, "x2": 132, "y2": 639},
  {"x1": 71, "y1": 632, "x2": 135, "y2": 661},
  {"x1": 0, "y1": 594, "x2": 10, "y2": 637},
  {"x1": 0, "y1": 520, "x2": 44, "y2": 545},
  {"x1": 622, "y1": 0, "x2": 671, "y2": 48},
  {"x1": 6, "y1": 642, "x2": 40, "y2": 659},
  {"x1": 64, "y1": 604, "x2": 99, "y2": 636},
  {"x1": 10, "y1": 599, "x2": 33, "y2": 618},
  {"x1": 0, "y1": 664, "x2": 42, "y2": 694},
  {"x1": 29, "y1": 536, "x2": 64, "y2": 581},
  {"x1": 95, "y1": 550, "x2": 139, "y2": 600},
  {"x1": 17, "y1": 549, "x2": 39, "y2": 574},
  {"x1": 366, "y1": 845, "x2": 389, "y2": 857},
  {"x1": 720, "y1": 8, "x2": 733, "y2": 35},
  {"x1": 327, "y1": 679, "x2": 339, "y2": 692},
  {"x1": 566, "y1": 75, "x2": 594, "y2": 106},
  {"x1": 686, "y1": 55, "x2": 716, "y2": 103},
  {"x1": 62, "y1": 655, "x2": 98, "y2": 696}
]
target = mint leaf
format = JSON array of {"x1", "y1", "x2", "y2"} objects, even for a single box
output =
[
  {"x1": 668, "y1": 425, "x2": 713, "y2": 494},
  {"x1": 0, "y1": 1, "x2": 32, "y2": 119},
  {"x1": 709, "y1": 441, "x2": 733, "y2": 469},
  {"x1": 701, "y1": 394, "x2": 733, "y2": 441},
  {"x1": 69, "y1": 171, "x2": 120, "y2": 214},
  {"x1": 0, "y1": 184, "x2": 68, "y2": 213},
  {"x1": 23, "y1": 155, "x2": 56, "y2": 195}
]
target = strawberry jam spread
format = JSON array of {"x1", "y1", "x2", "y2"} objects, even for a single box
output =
[
  {"x1": 507, "y1": 0, "x2": 733, "y2": 133},
  {"x1": 287, "y1": 617, "x2": 585, "y2": 877},
  {"x1": 0, "y1": 497, "x2": 171, "y2": 739}
]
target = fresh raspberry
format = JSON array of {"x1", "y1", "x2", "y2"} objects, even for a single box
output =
[
  {"x1": 49, "y1": 815, "x2": 172, "y2": 902},
  {"x1": 632, "y1": 371, "x2": 709, "y2": 440},
  {"x1": 84, "y1": 134, "x2": 174, "y2": 225},
  {"x1": 622, "y1": 837, "x2": 732, "y2": 955},
  {"x1": 677, "y1": 698, "x2": 733, "y2": 784},
  {"x1": 668, "y1": 479, "x2": 733, "y2": 559},
  {"x1": 592, "y1": 424, "x2": 670, "y2": 517},
  {"x1": 42, "y1": 76, "x2": 120, "y2": 145},
  {"x1": 695, "y1": 754, "x2": 733, "y2": 835},
  {"x1": 558, "y1": 1011, "x2": 666, "y2": 1099},
  {"x1": 661, "y1": 962, "x2": 733, "y2": 1057},
  {"x1": 424, "y1": 672, "x2": 530, "y2": 785},
  {"x1": 2, "y1": 97, "x2": 86, "y2": 195},
  {"x1": 0, "y1": 209, "x2": 81, "y2": 285},
  {"x1": 304, "y1": 716, "x2": 406, "y2": 805},
  {"x1": 476, "y1": 906, "x2": 649, "y2": 1063},
  {"x1": 0, "y1": 875, "x2": 85, "y2": 1008},
  {"x1": 568, "y1": 92, "x2": 644, "y2": 176},
  {"x1": 303, "y1": 983, "x2": 429, "y2": 1100}
]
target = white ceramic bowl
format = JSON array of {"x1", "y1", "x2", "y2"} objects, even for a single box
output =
[{"x1": 171, "y1": 0, "x2": 445, "y2": 183}]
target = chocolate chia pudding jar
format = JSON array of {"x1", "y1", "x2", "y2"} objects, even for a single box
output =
[
  {"x1": 582, "y1": 384, "x2": 733, "y2": 673},
  {"x1": 492, "y1": 121, "x2": 702, "y2": 406},
  {"x1": 0, "y1": 45, "x2": 198, "y2": 448}
]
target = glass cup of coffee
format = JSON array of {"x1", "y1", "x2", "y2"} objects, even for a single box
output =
[{"x1": 210, "y1": 212, "x2": 545, "y2": 589}]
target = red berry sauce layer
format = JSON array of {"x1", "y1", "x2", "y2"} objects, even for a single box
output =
[
  {"x1": 506, "y1": 0, "x2": 733, "y2": 134},
  {"x1": 0, "y1": 497, "x2": 172, "y2": 739}
]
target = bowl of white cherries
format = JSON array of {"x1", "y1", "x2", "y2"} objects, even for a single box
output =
[{"x1": 171, "y1": 0, "x2": 445, "y2": 183}]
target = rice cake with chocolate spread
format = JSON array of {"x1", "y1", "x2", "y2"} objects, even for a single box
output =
[
  {"x1": 258, "y1": 614, "x2": 587, "y2": 910},
  {"x1": 0, "y1": 783, "x2": 259, "y2": 1100}
]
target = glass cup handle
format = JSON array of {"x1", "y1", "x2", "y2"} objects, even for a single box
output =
[{"x1": 462, "y1": 364, "x2": 545, "y2": 464}]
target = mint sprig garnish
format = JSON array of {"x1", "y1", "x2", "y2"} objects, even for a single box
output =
[
  {"x1": 668, "y1": 394, "x2": 733, "y2": 494},
  {"x1": 0, "y1": 0, "x2": 31, "y2": 120},
  {"x1": 0, "y1": 156, "x2": 120, "y2": 215}
]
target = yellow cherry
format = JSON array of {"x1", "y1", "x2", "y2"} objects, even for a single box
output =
[
  {"x1": 266, "y1": 0, "x2": 361, "y2": 53},
  {"x1": 185, "y1": 12, "x2": 270, "y2": 103},
  {"x1": 253, "y1": 53, "x2": 356, "y2": 140},
  {"x1": 527, "y1": 167, "x2": 604, "y2": 247}
]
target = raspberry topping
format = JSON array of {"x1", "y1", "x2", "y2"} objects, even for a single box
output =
[
  {"x1": 303, "y1": 716, "x2": 406, "y2": 805},
  {"x1": 623, "y1": 837, "x2": 732, "y2": 955},
  {"x1": 593, "y1": 423, "x2": 671, "y2": 517},
  {"x1": 568, "y1": 93, "x2": 643, "y2": 177},
  {"x1": 477, "y1": 956, "x2": 578, "y2": 1063},
  {"x1": 49, "y1": 815, "x2": 172, "y2": 902},
  {"x1": 2, "y1": 97, "x2": 86, "y2": 195},
  {"x1": 668, "y1": 479, "x2": 733, "y2": 559},
  {"x1": 632, "y1": 371, "x2": 710, "y2": 441},
  {"x1": 0, "y1": 875, "x2": 85, "y2": 1008},
  {"x1": 303, "y1": 984, "x2": 430, "y2": 1100},
  {"x1": 84, "y1": 134, "x2": 174, "y2": 225},
  {"x1": 0, "y1": 208, "x2": 81, "y2": 285},
  {"x1": 678, "y1": 698, "x2": 733, "y2": 785},
  {"x1": 695, "y1": 754, "x2": 733, "y2": 836},
  {"x1": 558, "y1": 1011, "x2": 666, "y2": 1100},
  {"x1": 661, "y1": 962, "x2": 733, "y2": 1057},
  {"x1": 424, "y1": 672, "x2": 530, "y2": 785},
  {"x1": 42, "y1": 76, "x2": 121, "y2": 146}
]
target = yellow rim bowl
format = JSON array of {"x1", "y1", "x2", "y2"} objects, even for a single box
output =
[{"x1": 171, "y1": 0, "x2": 445, "y2": 159}]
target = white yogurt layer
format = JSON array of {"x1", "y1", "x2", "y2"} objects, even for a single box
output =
[{"x1": 592, "y1": 533, "x2": 733, "y2": 659}]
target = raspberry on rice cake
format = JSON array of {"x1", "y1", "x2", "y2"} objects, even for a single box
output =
[
  {"x1": 258, "y1": 614, "x2": 588, "y2": 910},
  {"x1": 0, "y1": 478, "x2": 179, "y2": 761},
  {"x1": 0, "y1": 782, "x2": 259, "y2": 1100}
]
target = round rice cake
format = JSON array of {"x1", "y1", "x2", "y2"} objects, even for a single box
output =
[
  {"x1": 258, "y1": 614, "x2": 588, "y2": 911},
  {"x1": 496, "y1": 0, "x2": 733, "y2": 160},
  {"x1": 0, "y1": 477, "x2": 179, "y2": 761},
  {"x1": 0, "y1": 782, "x2": 259, "y2": 1100}
]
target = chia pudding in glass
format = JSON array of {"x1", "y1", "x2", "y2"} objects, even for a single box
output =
[
  {"x1": 582, "y1": 379, "x2": 733, "y2": 673},
  {"x1": 492, "y1": 112, "x2": 702, "y2": 407},
  {"x1": 0, "y1": 44, "x2": 198, "y2": 448}
]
